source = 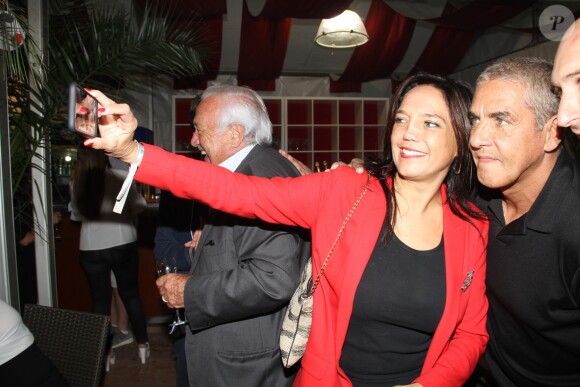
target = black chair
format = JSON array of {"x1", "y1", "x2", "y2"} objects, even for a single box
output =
[{"x1": 23, "y1": 304, "x2": 110, "y2": 387}]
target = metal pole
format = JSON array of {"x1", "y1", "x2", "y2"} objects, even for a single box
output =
[
  {"x1": 0, "y1": 53, "x2": 20, "y2": 307},
  {"x1": 29, "y1": 0, "x2": 57, "y2": 307}
]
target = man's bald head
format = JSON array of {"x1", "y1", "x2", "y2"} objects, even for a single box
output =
[{"x1": 552, "y1": 18, "x2": 580, "y2": 135}]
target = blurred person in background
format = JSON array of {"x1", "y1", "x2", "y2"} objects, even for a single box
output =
[
  {"x1": 0, "y1": 299, "x2": 68, "y2": 386},
  {"x1": 69, "y1": 147, "x2": 149, "y2": 364},
  {"x1": 153, "y1": 96, "x2": 207, "y2": 387}
]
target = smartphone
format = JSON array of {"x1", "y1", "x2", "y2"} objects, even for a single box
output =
[{"x1": 68, "y1": 83, "x2": 99, "y2": 137}]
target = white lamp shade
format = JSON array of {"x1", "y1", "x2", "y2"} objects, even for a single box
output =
[{"x1": 315, "y1": 10, "x2": 369, "y2": 48}]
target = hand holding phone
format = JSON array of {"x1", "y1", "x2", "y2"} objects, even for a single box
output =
[{"x1": 68, "y1": 83, "x2": 100, "y2": 137}]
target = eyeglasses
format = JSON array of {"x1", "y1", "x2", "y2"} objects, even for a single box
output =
[
  {"x1": 193, "y1": 123, "x2": 215, "y2": 134},
  {"x1": 193, "y1": 123, "x2": 236, "y2": 134},
  {"x1": 192, "y1": 123, "x2": 203, "y2": 133}
]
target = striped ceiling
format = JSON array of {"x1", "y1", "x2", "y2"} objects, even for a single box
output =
[{"x1": 137, "y1": 0, "x2": 580, "y2": 92}]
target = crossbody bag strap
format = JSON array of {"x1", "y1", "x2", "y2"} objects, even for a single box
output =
[{"x1": 309, "y1": 171, "x2": 372, "y2": 295}]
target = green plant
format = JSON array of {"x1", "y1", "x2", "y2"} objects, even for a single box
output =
[{"x1": 2, "y1": 0, "x2": 212, "y2": 233}]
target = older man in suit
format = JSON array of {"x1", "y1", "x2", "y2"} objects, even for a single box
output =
[{"x1": 156, "y1": 85, "x2": 310, "y2": 386}]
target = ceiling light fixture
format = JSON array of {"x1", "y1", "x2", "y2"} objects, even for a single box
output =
[{"x1": 315, "y1": 10, "x2": 369, "y2": 49}]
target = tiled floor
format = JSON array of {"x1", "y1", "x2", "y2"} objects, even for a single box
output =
[
  {"x1": 102, "y1": 324, "x2": 492, "y2": 387},
  {"x1": 104, "y1": 324, "x2": 177, "y2": 387}
]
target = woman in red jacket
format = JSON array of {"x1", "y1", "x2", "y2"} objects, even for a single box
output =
[{"x1": 89, "y1": 75, "x2": 488, "y2": 387}]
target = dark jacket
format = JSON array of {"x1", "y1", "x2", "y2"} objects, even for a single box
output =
[{"x1": 183, "y1": 145, "x2": 311, "y2": 387}]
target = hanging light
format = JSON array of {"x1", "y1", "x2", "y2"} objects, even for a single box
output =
[{"x1": 315, "y1": 10, "x2": 369, "y2": 49}]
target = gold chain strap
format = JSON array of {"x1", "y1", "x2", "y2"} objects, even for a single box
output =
[{"x1": 309, "y1": 172, "x2": 372, "y2": 295}]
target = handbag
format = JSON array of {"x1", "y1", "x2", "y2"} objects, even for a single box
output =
[{"x1": 280, "y1": 172, "x2": 371, "y2": 368}]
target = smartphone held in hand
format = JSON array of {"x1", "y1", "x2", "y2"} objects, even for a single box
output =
[{"x1": 68, "y1": 83, "x2": 99, "y2": 138}]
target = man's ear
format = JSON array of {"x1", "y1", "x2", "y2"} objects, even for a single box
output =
[
  {"x1": 228, "y1": 123, "x2": 245, "y2": 148},
  {"x1": 543, "y1": 115, "x2": 562, "y2": 153}
]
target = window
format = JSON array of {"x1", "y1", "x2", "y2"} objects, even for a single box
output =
[{"x1": 173, "y1": 96, "x2": 388, "y2": 169}]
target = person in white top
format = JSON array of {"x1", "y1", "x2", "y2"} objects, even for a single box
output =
[
  {"x1": 0, "y1": 300, "x2": 67, "y2": 385},
  {"x1": 69, "y1": 147, "x2": 149, "y2": 363}
]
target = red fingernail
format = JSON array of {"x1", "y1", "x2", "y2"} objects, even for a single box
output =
[
  {"x1": 98, "y1": 108, "x2": 105, "y2": 113},
  {"x1": 84, "y1": 140, "x2": 94, "y2": 147},
  {"x1": 79, "y1": 107, "x2": 88, "y2": 112},
  {"x1": 84, "y1": 88, "x2": 92, "y2": 92}
]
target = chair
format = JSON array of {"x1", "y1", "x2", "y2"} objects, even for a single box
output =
[{"x1": 23, "y1": 304, "x2": 111, "y2": 387}]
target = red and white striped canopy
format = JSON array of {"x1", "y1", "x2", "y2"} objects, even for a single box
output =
[{"x1": 138, "y1": 0, "x2": 580, "y2": 93}]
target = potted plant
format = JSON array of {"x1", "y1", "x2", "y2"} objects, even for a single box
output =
[
  {"x1": 3, "y1": 0, "x2": 212, "y2": 237},
  {"x1": 1, "y1": 0, "x2": 212, "y2": 308}
]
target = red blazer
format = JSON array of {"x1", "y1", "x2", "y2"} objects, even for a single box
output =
[{"x1": 137, "y1": 144, "x2": 489, "y2": 387}]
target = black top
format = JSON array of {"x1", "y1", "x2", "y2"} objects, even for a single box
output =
[
  {"x1": 340, "y1": 233, "x2": 446, "y2": 386},
  {"x1": 154, "y1": 190, "x2": 207, "y2": 273},
  {"x1": 476, "y1": 151, "x2": 580, "y2": 386}
]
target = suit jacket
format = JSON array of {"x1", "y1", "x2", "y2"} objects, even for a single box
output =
[
  {"x1": 179, "y1": 145, "x2": 309, "y2": 386},
  {"x1": 136, "y1": 144, "x2": 489, "y2": 387}
]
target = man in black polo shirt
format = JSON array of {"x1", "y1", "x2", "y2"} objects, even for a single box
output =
[
  {"x1": 469, "y1": 56, "x2": 580, "y2": 386},
  {"x1": 281, "y1": 47, "x2": 580, "y2": 385}
]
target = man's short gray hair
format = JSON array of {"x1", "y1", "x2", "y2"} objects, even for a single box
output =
[
  {"x1": 476, "y1": 57, "x2": 559, "y2": 131},
  {"x1": 201, "y1": 85, "x2": 273, "y2": 145}
]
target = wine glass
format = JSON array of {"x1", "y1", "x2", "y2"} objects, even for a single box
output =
[{"x1": 156, "y1": 259, "x2": 188, "y2": 334}]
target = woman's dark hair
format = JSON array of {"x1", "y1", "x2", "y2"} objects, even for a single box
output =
[
  {"x1": 72, "y1": 147, "x2": 111, "y2": 220},
  {"x1": 365, "y1": 72, "x2": 485, "y2": 243}
]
